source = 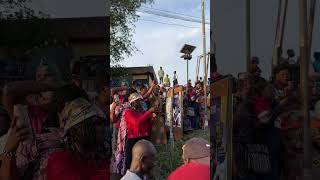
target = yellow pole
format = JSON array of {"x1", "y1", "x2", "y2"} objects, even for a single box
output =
[
  {"x1": 299, "y1": 0, "x2": 312, "y2": 179},
  {"x1": 202, "y1": 0, "x2": 207, "y2": 129}
]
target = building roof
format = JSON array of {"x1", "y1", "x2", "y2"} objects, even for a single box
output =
[
  {"x1": 126, "y1": 66, "x2": 156, "y2": 76},
  {"x1": 0, "y1": 16, "x2": 108, "y2": 46},
  {"x1": 112, "y1": 66, "x2": 158, "y2": 82}
]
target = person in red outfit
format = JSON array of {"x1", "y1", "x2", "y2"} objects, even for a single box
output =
[
  {"x1": 124, "y1": 93, "x2": 156, "y2": 170},
  {"x1": 168, "y1": 137, "x2": 210, "y2": 180},
  {"x1": 46, "y1": 98, "x2": 110, "y2": 180}
]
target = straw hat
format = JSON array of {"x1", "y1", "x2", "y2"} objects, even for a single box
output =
[
  {"x1": 128, "y1": 93, "x2": 143, "y2": 104},
  {"x1": 61, "y1": 98, "x2": 103, "y2": 131}
]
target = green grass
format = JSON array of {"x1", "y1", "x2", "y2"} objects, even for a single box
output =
[{"x1": 152, "y1": 129, "x2": 210, "y2": 180}]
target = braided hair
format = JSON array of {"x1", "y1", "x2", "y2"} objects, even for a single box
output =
[{"x1": 65, "y1": 116, "x2": 106, "y2": 163}]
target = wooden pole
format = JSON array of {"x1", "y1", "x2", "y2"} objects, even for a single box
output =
[
  {"x1": 307, "y1": 0, "x2": 317, "y2": 61},
  {"x1": 226, "y1": 78, "x2": 233, "y2": 180},
  {"x1": 299, "y1": 0, "x2": 312, "y2": 179},
  {"x1": 207, "y1": 53, "x2": 210, "y2": 74},
  {"x1": 202, "y1": 0, "x2": 208, "y2": 129},
  {"x1": 246, "y1": 0, "x2": 251, "y2": 72},
  {"x1": 272, "y1": 0, "x2": 283, "y2": 72},
  {"x1": 280, "y1": 0, "x2": 288, "y2": 48}
]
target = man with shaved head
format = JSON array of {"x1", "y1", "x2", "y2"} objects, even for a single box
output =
[
  {"x1": 168, "y1": 137, "x2": 210, "y2": 180},
  {"x1": 121, "y1": 140, "x2": 157, "y2": 180}
]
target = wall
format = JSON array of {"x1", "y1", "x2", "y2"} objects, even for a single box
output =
[{"x1": 72, "y1": 41, "x2": 107, "y2": 58}]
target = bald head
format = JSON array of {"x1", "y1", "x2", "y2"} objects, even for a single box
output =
[
  {"x1": 132, "y1": 140, "x2": 156, "y2": 161},
  {"x1": 130, "y1": 140, "x2": 157, "y2": 175}
]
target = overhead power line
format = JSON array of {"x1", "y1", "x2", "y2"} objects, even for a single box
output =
[
  {"x1": 139, "y1": 18, "x2": 210, "y2": 29},
  {"x1": 140, "y1": 6, "x2": 210, "y2": 22},
  {"x1": 111, "y1": 3, "x2": 210, "y2": 25},
  {"x1": 137, "y1": 8, "x2": 210, "y2": 25}
]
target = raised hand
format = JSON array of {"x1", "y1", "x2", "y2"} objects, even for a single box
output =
[{"x1": 4, "y1": 117, "x2": 31, "y2": 152}]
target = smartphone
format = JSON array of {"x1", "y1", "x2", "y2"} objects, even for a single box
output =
[
  {"x1": 114, "y1": 94, "x2": 120, "y2": 105},
  {"x1": 13, "y1": 105, "x2": 33, "y2": 144}
]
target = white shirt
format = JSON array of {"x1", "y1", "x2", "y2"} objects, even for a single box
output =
[
  {"x1": 158, "y1": 69, "x2": 164, "y2": 78},
  {"x1": 173, "y1": 74, "x2": 178, "y2": 81},
  {"x1": 120, "y1": 170, "x2": 142, "y2": 180}
]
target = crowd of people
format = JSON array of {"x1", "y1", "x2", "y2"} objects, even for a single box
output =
[
  {"x1": 212, "y1": 49, "x2": 320, "y2": 180},
  {"x1": 110, "y1": 67, "x2": 210, "y2": 179},
  {"x1": 0, "y1": 62, "x2": 210, "y2": 180}
]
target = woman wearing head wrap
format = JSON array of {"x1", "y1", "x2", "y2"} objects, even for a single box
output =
[
  {"x1": 2, "y1": 80, "x2": 59, "y2": 135},
  {"x1": 0, "y1": 83, "x2": 90, "y2": 180},
  {"x1": 123, "y1": 93, "x2": 156, "y2": 170},
  {"x1": 46, "y1": 98, "x2": 109, "y2": 180},
  {"x1": 35, "y1": 60, "x2": 60, "y2": 82}
]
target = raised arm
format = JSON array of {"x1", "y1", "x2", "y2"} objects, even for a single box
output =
[
  {"x1": 109, "y1": 102, "x2": 117, "y2": 123},
  {"x1": 142, "y1": 82, "x2": 156, "y2": 99},
  {"x1": 0, "y1": 117, "x2": 30, "y2": 180}
]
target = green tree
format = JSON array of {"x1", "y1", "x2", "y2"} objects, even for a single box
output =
[
  {"x1": 0, "y1": 0, "x2": 48, "y2": 20},
  {"x1": 110, "y1": 0, "x2": 153, "y2": 65},
  {"x1": 0, "y1": 0, "x2": 53, "y2": 51}
]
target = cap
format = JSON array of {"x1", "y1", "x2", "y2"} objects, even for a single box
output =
[
  {"x1": 182, "y1": 137, "x2": 210, "y2": 159},
  {"x1": 128, "y1": 93, "x2": 143, "y2": 104},
  {"x1": 62, "y1": 98, "x2": 103, "y2": 132}
]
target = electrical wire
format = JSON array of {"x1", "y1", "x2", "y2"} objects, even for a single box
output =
[
  {"x1": 138, "y1": 18, "x2": 210, "y2": 31},
  {"x1": 111, "y1": 3, "x2": 210, "y2": 24},
  {"x1": 137, "y1": 8, "x2": 210, "y2": 24},
  {"x1": 139, "y1": 18, "x2": 201, "y2": 29},
  {"x1": 140, "y1": 5, "x2": 210, "y2": 22}
]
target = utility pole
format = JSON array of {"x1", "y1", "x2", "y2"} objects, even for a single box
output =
[
  {"x1": 307, "y1": 0, "x2": 317, "y2": 61},
  {"x1": 272, "y1": 0, "x2": 283, "y2": 74},
  {"x1": 299, "y1": 0, "x2": 312, "y2": 179},
  {"x1": 280, "y1": 0, "x2": 288, "y2": 49},
  {"x1": 246, "y1": 0, "x2": 251, "y2": 72},
  {"x1": 202, "y1": 0, "x2": 208, "y2": 129}
]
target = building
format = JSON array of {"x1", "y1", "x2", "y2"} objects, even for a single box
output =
[
  {"x1": 0, "y1": 16, "x2": 108, "y2": 91},
  {"x1": 111, "y1": 66, "x2": 158, "y2": 87}
]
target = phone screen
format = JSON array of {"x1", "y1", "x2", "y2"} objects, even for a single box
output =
[{"x1": 13, "y1": 105, "x2": 33, "y2": 144}]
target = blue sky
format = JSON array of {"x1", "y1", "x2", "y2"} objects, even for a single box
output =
[{"x1": 120, "y1": 0, "x2": 210, "y2": 85}]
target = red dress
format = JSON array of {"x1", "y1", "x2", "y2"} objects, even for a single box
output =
[
  {"x1": 47, "y1": 152, "x2": 110, "y2": 180},
  {"x1": 124, "y1": 109, "x2": 152, "y2": 139}
]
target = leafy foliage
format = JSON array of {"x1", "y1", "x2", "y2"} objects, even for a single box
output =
[
  {"x1": 0, "y1": 0, "x2": 54, "y2": 52},
  {"x1": 110, "y1": 64, "x2": 129, "y2": 79},
  {"x1": 0, "y1": 0, "x2": 49, "y2": 20},
  {"x1": 110, "y1": 0, "x2": 153, "y2": 65}
]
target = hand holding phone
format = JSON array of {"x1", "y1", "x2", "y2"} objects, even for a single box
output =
[
  {"x1": 13, "y1": 105, "x2": 33, "y2": 144},
  {"x1": 114, "y1": 94, "x2": 120, "y2": 105}
]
